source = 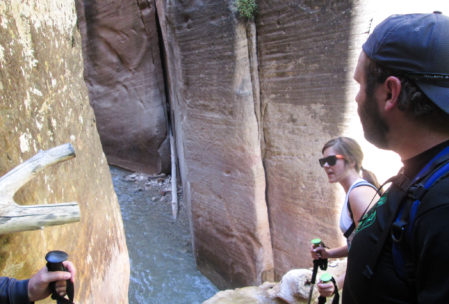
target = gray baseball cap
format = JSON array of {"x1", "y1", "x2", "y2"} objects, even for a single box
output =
[{"x1": 363, "y1": 12, "x2": 449, "y2": 114}]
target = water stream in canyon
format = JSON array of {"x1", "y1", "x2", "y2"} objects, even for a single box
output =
[{"x1": 110, "y1": 166, "x2": 218, "y2": 304}]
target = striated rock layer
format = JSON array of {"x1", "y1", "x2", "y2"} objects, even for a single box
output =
[
  {"x1": 74, "y1": 0, "x2": 410, "y2": 291},
  {"x1": 256, "y1": 0, "x2": 354, "y2": 278},
  {"x1": 156, "y1": 0, "x2": 274, "y2": 289},
  {"x1": 154, "y1": 0, "x2": 355, "y2": 286},
  {"x1": 0, "y1": 1, "x2": 129, "y2": 303}
]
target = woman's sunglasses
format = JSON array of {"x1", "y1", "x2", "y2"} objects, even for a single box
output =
[{"x1": 319, "y1": 155, "x2": 345, "y2": 167}]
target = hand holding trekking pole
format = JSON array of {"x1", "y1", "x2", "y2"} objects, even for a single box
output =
[
  {"x1": 307, "y1": 239, "x2": 328, "y2": 304},
  {"x1": 310, "y1": 238, "x2": 330, "y2": 260},
  {"x1": 27, "y1": 251, "x2": 75, "y2": 303},
  {"x1": 310, "y1": 238, "x2": 328, "y2": 269},
  {"x1": 45, "y1": 251, "x2": 75, "y2": 304},
  {"x1": 317, "y1": 273, "x2": 340, "y2": 304}
]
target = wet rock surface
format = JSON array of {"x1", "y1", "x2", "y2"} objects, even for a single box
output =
[{"x1": 110, "y1": 166, "x2": 218, "y2": 304}]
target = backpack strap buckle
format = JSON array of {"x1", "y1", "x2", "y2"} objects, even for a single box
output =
[
  {"x1": 391, "y1": 219, "x2": 407, "y2": 242},
  {"x1": 408, "y1": 183, "x2": 426, "y2": 201}
]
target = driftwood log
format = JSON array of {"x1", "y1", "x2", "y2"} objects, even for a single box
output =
[{"x1": 0, "y1": 143, "x2": 81, "y2": 234}]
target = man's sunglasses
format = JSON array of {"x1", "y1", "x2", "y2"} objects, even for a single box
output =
[{"x1": 319, "y1": 155, "x2": 345, "y2": 167}]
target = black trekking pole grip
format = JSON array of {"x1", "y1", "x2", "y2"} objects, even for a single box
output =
[{"x1": 45, "y1": 250, "x2": 74, "y2": 304}]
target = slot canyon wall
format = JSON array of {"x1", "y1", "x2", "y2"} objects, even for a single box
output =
[
  {"x1": 75, "y1": 0, "x2": 412, "y2": 290},
  {"x1": 76, "y1": 0, "x2": 442, "y2": 292},
  {"x1": 256, "y1": 0, "x2": 355, "y2": 279},
  {"x1": 0, "y1": 1, "x2": 129, "y2": 303},
  {"x1": 76, "y1": 0, "x2": 170, "y2": 175},
  {"x1": 157, "y1": 0, "x2": 275, "y2": 288}
]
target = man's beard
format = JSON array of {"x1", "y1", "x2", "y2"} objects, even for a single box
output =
[{"x1": 359, "y1": 92, "x2": 390, "y2": 149}]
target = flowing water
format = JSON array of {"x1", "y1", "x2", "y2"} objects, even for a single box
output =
[{"x1": 110, "y1": 166, "x2": 218, "y2": 304}]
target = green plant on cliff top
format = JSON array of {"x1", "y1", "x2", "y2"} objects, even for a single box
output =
[{"x1": 236, "y1": 0, "x2": 257, "y2": 19}]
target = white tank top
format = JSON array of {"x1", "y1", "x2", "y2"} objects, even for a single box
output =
[{"x1": 339, "y1": 179, "x2": 376, "y2": 234}]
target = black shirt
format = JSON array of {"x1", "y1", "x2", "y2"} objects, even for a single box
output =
[{"x1": 343, "y1": 140, "x2": 449, "y2": 304}]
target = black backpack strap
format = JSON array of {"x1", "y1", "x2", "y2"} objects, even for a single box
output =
[
  {"x1": 344, "y1": 223, "x2": 355, "y2": 239},
  {"x1": 391, "y1": 158, "x2": 449, "y2": 282},
  {"x1": 392, "y1": 148, "x2": 449, "y2": 237},
  {"x1": 349, "y1": 147, "x2": 449, "y2": 281},
  {"x1": 357, "y1": 172, "x2": 413, "y2": 280}
]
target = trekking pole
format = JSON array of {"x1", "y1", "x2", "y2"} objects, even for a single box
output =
[
  {"x1": 307, "y1": 238, "x2": 328, "y2": 304},
  {"x1": 45, "y1": 251, "x2": 75, "y2": 304},
  {"x1": 317, "y1": 273, "x2": 340, "y2": 304}
]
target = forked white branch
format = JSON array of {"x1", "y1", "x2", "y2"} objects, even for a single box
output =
[{"x1": 0, "y1": 143, "x2": 81, "y2": 234}]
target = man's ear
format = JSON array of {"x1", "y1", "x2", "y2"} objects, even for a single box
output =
[{"x1": 383, "y1": 76, "x2": 402, "y2": 111}]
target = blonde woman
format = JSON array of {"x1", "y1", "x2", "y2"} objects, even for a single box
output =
[{"x1": 311, "y1": 137, "x2": 380, "y2": 296}]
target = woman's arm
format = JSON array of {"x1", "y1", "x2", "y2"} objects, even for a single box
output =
[
  {"x1": 348, "y1": 186, "x2": 379, "y2": 227},
  {"x1": 311, "y1": 244, "x2": 348, "y2": 259}
]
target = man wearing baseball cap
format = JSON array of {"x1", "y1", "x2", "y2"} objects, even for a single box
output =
[{"x1": 343, "y1": 12, "x2": 449, "y2": 303}]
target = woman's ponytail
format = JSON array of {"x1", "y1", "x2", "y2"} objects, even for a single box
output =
[{"x1": 361, "y1": 167, "x2": 383, "y2": 195}]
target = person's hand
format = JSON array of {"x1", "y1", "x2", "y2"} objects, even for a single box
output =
[
  {"x1": 317, "y1": 280, "x2": 335, "y2": 297},
  {"x1": 310, "y1": 244, "x2": 329, "y2": 260},
  {"x1": 28, "y1": 260, "x2": 76, "y2": 302}
]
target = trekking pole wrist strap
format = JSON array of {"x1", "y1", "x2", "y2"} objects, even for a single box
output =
[
  {"x1": 317, "y1": 277, "x2": 339, "y2": 304},
  {"x1": 329, "y1": 277, "x2": 340, "y2": 304}
]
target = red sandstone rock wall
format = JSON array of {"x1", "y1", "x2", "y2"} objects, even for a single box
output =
[
  {"x1": 76, "y1": 0, "x2": 170, "y2": 175},
  {"x1": 74, "y1": 0, "x2": 410, "y2": 290},
  {"x1": 0, "y1": 1, "x2": 129, "y2": 303},
  {"x1": 156, "y1": 0, "x2": 274, "y2": 289},
  {"x1": 155, "y1": 0, "x2": 353, "y2": 285},
  {"x1": 256, "y1": 0, "x2": 354, "y2": 278}
]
